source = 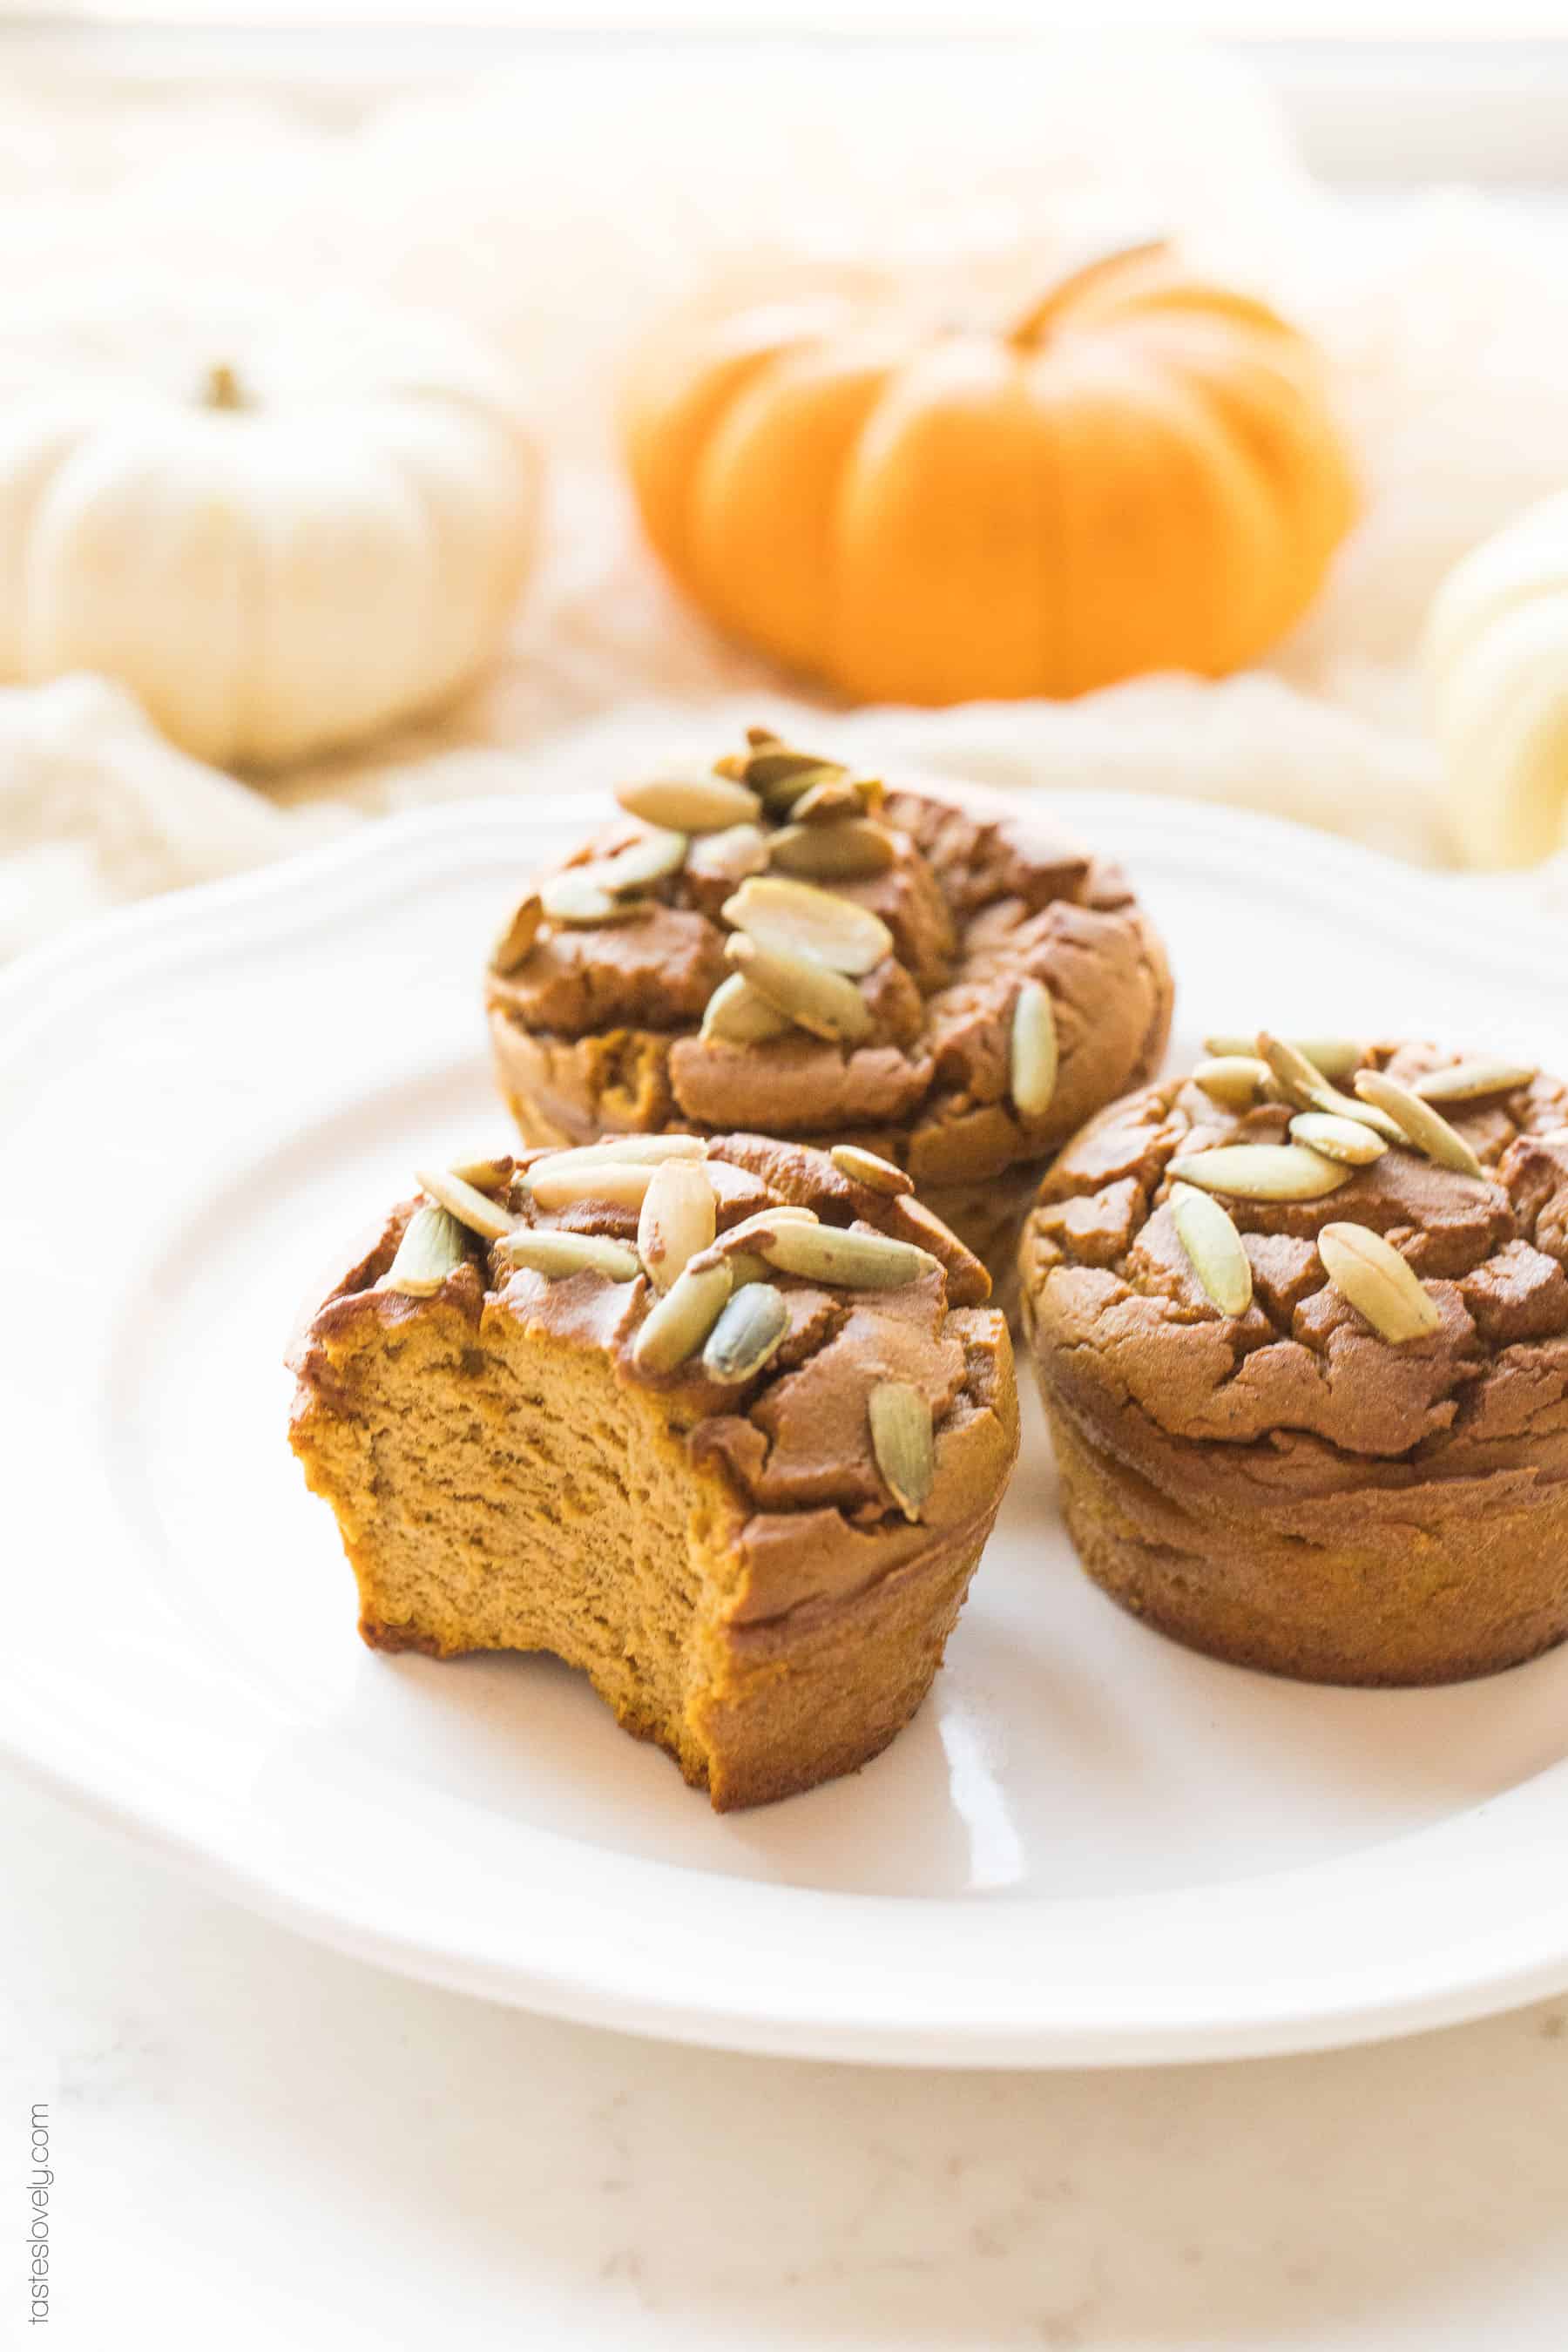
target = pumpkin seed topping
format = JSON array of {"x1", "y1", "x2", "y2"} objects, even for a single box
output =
[
  {"x1": 1166, "y1": 1144, "x2": 1351, "y2": 1202},
  {"x1": 768, "y1": 819, "x2": 896, "y2": 880},
  {"x1": 529, "y1": 1159, "x2": 657, "y2": 1213},
  {"x1": 1169, "y1": 1183, "x2": 1254, "y2": 1315},
  {"x1": 791, "y1": 777, "x2": 870, "y2": 825},
  {"x1": 1413, "y1": 1058, "x2": 1538, "y2": 1105},
  {"x1": 830, "y1": 1143, "x2": 914, "y2": 1196},
  {"x1": 686, "y1": 823, "x2": 771, "y2": 887},
  {"x1": 536, "y1": 1134, "x2": 708, "y2": 1173},
  {"x1": 1257, "y1": 1033, "x2": 1402, "y2": 1140},
  {"x1": 757, "y1": 1221, "x2": 938, "y2": 1290},
  {"x1": 1205, "y1": 1034, "x2": 1365, "y2": 1080},
  {"x1": 1010, "y1": 979, "x2": 1058, "y2": 1120},
  {"x1": 490, "y1": 893, "x2": 541, "y2": 976},
  {"x1": 446, "y1": 1155, "x2": 514, "y2": 1192},
  {"x1": 382, "y1": 1205, "x2": 470, "y2": 1297},
  {"x1": 598, "y1": 826, "x2": 688, "y2": 896},
  {"x1": 1353, "y1": 1071, "x2": 1485, "y2": 1179},
  {"x1": 701, "y1": 1283, "x2": 791, "y2": 1384},
  {"x1": 497, "y1": 1228, "x2": 642, "y2": 1283},
  {"x1": 1192, "y1": 1056, "x2": 1271, "y2": 1110},
  {"x1": 540, "y1": 870, "x2": 640, "y2": 927},
  {"x1": 726, "y1": 935, "x2": 873, "y2": 1044},
  {"x1": 632, "y1": 1257, "x2": 734, "y2": 1374},
  {"x1": 1287, "y1": 1112, "x2": 1389, "y2": 1166},
  {"x1": 1256, "y1": 1032, "x2": 1337, "y2": 1112},
  {"x1": 615, "y1": 772, "x2": 759, "y2": 833},
  {"x1": 722, "y1": 875, "x2": 892, "y2": 975},
  {"x1": 708, "y1": 1205, "x2": 820, "y2": 1259},
  {"x1": 1317, "y1": 1223, "x2": 1442, "y2": 1345},
  {"x1": 638, "y1": 1159, "x2": 717, "y2": 1293},
  {"x1": 868, "y1": 1382, "x2": 936, "y2": 1522},
  {"x1": 415, "y1": 1166, "x2": 517, "y2": 1242},
  {"x1": 700, "y1": 971, "x2": 792, "y2": 1044},
  {"x1": 746, "y1": 752, "x2": 848, "y2": 810}
]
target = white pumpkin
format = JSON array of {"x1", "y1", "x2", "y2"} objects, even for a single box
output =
[
  {"x1": 1426, "y1": 490, "x2": 1568, "y2": 869},
  {"x1": 0, "y1": 289, "x2": 541, "y2": 768}
]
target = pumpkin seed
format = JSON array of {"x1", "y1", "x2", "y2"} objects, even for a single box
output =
[
  {"x1": 529, "y1": 1159, "x2": 656, "y2": 1213},
  {"x1": 1258, "y1": 1034, "x2": 1402, "y2": 1141},
  {"x1": 537, "y1": 1134, "x2": 708, "y2": 1173},
  {"x1": 710, "y1": 1206, "x2": 820, "y2": 1258},
  {"x1": 868, "y1": 1382, "x2": 935, "y2": 1522},
  {"x1": 415, "y1": 1166, "x2": 517, "y2": 1242},
  {"x1": 726, "y1": 935, "x2": 873, "y2": 1044},
  {"x1": 1288, "y1": 1112, "x2": 1389, "y2": 1166},
  {"x1": 632, "y1": 1257, "x2": 733, "y2": 1374},
  {"x1": 700, "y1": 972, "x2": 792, "y2": 1044},
  {"x1": 540, "y1": 870, "x2": 639, "y2": 927},
  {"x1": 1317, "y1": 1223, "x2": 1442, "y2": 1345},
  {"x1": 598, "y1": 826, "x2": 687, "y2": 897},
  {"x1": 745, "y1": 724, "x2": 782, "y2": 748},
  {"x1": 1169, "y1": 1183, "x2": 1254, "y2": 1315},
  {"x1": 722, "y1": 875, "x2": 892, "y2": 976},
  {"x1": 830, "y1": 1143, "x2": 914, "y2": 1196},
  {"x1": 615, "y1": 772, "x2": 759, "y2": 833},
  {"x1": 768, "y1": 820, "x2": 897, "y2": 880},
  {"x1": 686, "y1": 823, "x2": 771, "y2": 887},
  {"x1": 1257, "y1": 1032, "x2": 1336, "y2": 1112},
  {"x1": 744, "y1": 746, "x2": 846, "y2": 801},
  {"x1": 1205, "y1": 1033, "x2": 1366, "y2": 1080},
  {"x1": 1413, "y1": 1057, "x2": 1538, "y2": 1105},
  {"x1": 498, "y1": 1228, "x2": 640, "y2": 1282},
  {"x1": 446, "y1": 1154, "x2": 514, "y2": 1191},
  {"x1": 382, "y1": 1205, "x2": 469, "y2": 1297},
  {"x1": 1191, "y1": 1056, "x2": 1270, "y2": 1110},
  {"x1": 1165, "y1": 1145, "x2": 1351, "y2": 1202},
  {"x1": 1010, "y1": 979, "x2": 1058, "y2": 1120},
  {"x1": 758, "y1": 1221, "x2": 938, "y2": 1289},
  {"x1": 1352, "y1": 1071, "x2": 1485, "y2": 1179},
  {"x1": 638, "y1": 1158, "x2": 716, "y2": 1292},
  {"x1": 490, "y1": 893, "x2": 541, "y2": 976},
  {"x1": 701, "y1": 1282, "x2": 790, "y2": 1383},
  {"x1": 791, "y1": 777, "x2": 868, "y2": 825}
]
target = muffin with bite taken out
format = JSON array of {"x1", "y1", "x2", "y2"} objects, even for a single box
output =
[{"x1": 289, "y1": 1130, "x2": 1018, "y2": 1810}]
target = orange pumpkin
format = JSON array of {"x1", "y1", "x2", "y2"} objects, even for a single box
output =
[{"x1": 621, "y1": 243, "x2": 1355, "y2": 706}]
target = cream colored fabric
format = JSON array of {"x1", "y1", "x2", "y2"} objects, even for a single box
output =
[{"x1": 1, "y1": 43, "x2": 1565, "y2": 956}]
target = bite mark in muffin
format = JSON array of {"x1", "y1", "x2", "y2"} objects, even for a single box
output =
[{"x1": 290, "y1": 1133, "x2": 1018, "y2": 1809}]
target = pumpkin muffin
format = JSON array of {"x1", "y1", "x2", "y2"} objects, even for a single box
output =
[
  {"x1": 289, "y1": 1132, "x2": 1018, "y2": 1810},
  {"x1": 1019, "y1": 1035, "x2": 1568, "y2": 1686},
  {"x1": 484, "y1": 728, "x2": 1173, "y2": 1315}
]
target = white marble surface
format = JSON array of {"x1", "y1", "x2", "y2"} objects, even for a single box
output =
[{"x1": 4, "y1": 1762, "x2": 1568, "y2": 2351}]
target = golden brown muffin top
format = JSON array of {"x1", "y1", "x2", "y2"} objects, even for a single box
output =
[
  {"x1": 484, "y1": 727, "x2": 1172, "y2": 1185},
  {"x1": 1020, "y1": 1039, "x2": 1568, "y2": 1483},
  {"x1": 292, "y1": 1132, "x2": 1016, "y2": 1555}
]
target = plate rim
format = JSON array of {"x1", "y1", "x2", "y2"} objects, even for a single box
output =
[{"x1": 6, "y1": 787, "x2": 1568, "y2": 2069}]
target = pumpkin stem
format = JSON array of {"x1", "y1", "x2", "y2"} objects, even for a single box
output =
[
  {"x1": 200, "y1": 362, "x2": 248, "y2": 412},
  {"x1": 1006, "y1": 237, "x2": 1172, "y2": 349}
]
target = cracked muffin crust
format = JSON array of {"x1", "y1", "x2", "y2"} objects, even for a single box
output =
[
  {"x1": 289, "y1": 1132, "x2": 1018, "y2": 1809},
  {"x1": 1019, "y1": 1040, "x2": 1568, "y2": 1685},
  {"x1": 484, "y1": 729, "x2": 1173, "y2": 1308}
]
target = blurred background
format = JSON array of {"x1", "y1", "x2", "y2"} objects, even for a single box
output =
[{"x1": 3, "y1": 2, "x2": 1568, "y2": 955}]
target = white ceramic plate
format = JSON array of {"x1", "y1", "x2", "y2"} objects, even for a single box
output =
[{"x1": 5, "y1": 791, "x2": 1568, "y2": 2067}]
